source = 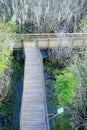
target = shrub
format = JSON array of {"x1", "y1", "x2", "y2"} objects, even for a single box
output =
[{"x1": 54, "y1": 69, "x2": 76, "y2": 106}]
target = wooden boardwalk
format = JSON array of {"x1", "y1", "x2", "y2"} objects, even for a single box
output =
[
  {"x1": 14, "y1": 33, "x2": 87, "y2": 50},
  {"x1": 20, "y1": 42, "x2": 49, "y2": 130}
]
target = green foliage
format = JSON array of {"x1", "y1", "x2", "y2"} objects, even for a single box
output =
[
  {"x1": 50, "y1": 120, "x2": 58, "y2": 130},
  {"x1": 8, "y1": 21, "x2": 18, "y2": 32},
  {"x1": 0, "y1": 21, "x2": 24, "y2": 129},
  {"x1": 0, "y1": 58, "x2": 23, "y2": 130},
  {"x1": 11, "y1": 58, "x2": 23, "y2": 81},
  {"x1": 70, "y1": 58, "x2": 87, "y2": 129},
  {"x1": 78, "y1": 19, "x2": 87, "y2": 32},
  {"x1": 0, "y1": 22, "x2": 15, "y2": 101},
  {"x1": 57, "y1": 118, "x2": 74, "y2": 130},
  {"x1": 0, "y1": 21, "x2": 16, "y2": 34},
  {"x1": 44, "y1": 58, "x2": 76, "y2": 129},
  {"x1": 55, "y1": 69, "x2": 76, "y2": 106},
  {"x1": 0, "y1": 44, "x2": 10, "y2": 73},
  {"x1": 50, "y1": 112, "x2": 74, "y2": 130},
  {"x1": 0, "y1": 21, "x2": 16, "y2": 73}
]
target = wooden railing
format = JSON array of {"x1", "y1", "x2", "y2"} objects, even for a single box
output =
[
  {"x1": 13, "y1": 33, "x2": 87, "y2": 49},
  {"x1": 36, "y1": 43, "x2": 50, "y2": 130},
  {"x1": 14, "y1": 33, "x2": 87, "y2": 39}
]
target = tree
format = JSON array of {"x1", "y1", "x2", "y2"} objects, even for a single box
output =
[{"x1": 0, "y1": 0, "x2": 87, "y2": 32}]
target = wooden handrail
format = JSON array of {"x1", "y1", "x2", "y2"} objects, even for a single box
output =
[
  {"x1": 36, "y1": 43, "x2": 50, "y2": 130},
  {"x1": 13, "y1": 33, "x2": 87, "y2": 40},
  {"x1": 14, "y1": 33, "x2": 87, "y2": 35},
  {"x1": 13, "y1": 33, "x2": 87, "y2": 49}
]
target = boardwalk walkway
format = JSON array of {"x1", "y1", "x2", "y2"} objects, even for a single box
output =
[{"x1": 20, "y1": 42, "x2": 49, "y2": 130}]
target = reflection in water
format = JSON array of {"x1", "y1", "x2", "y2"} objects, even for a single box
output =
[{"x1": 12, "y1": 74, "x2": 24, "y2": 130}]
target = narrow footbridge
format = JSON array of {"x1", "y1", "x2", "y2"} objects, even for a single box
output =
[{"x1": 20, "y1": 42, "x2": 49, "y2": 130}]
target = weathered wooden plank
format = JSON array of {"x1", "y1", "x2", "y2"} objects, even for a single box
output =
[{"x1": 20, "y1": 42, "x2": 49, "y2": 130}]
